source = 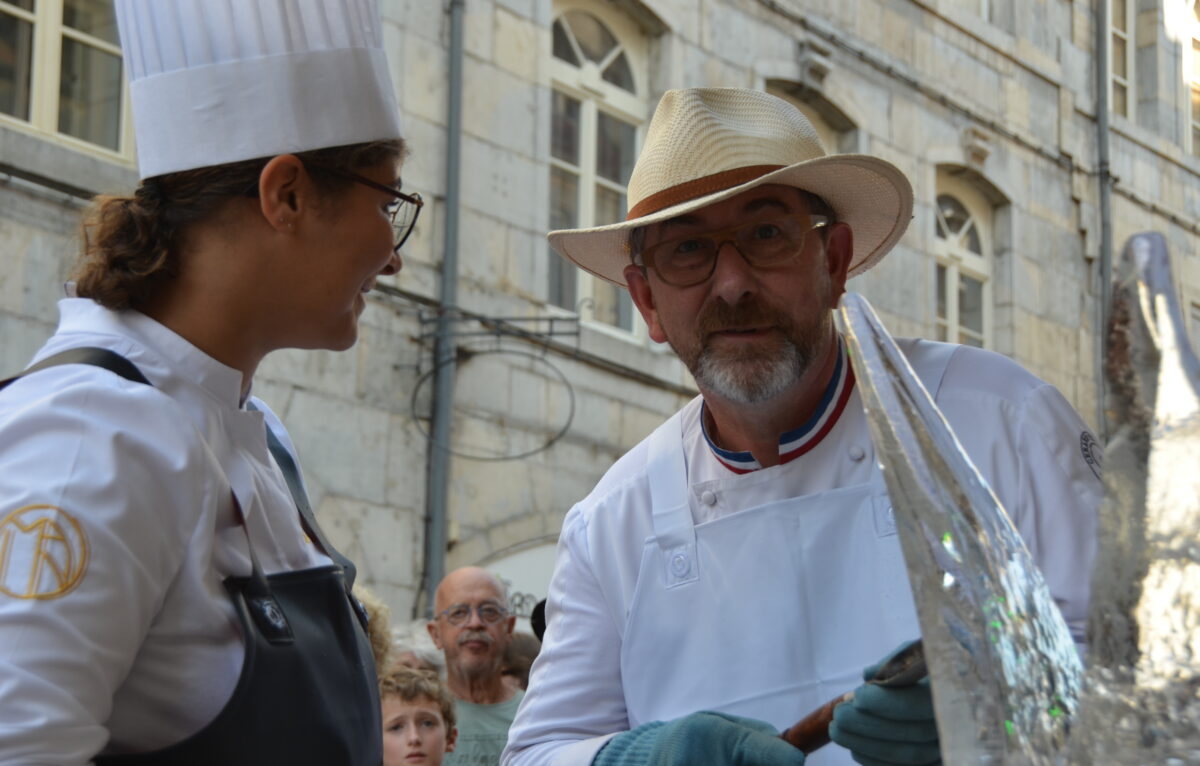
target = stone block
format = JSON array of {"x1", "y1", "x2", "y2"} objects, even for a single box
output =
[
  {"x1": 464, "y1": 0, "x2": 496, "y2": 62},
  {"x1": 385, "y1": 414, "x2": 429, "y2": 511},
  {"x1": 461, "y1": 59, "x2": 539, "y2": 157},
  {"x1": 618, "y1": 402, "x2": 666, "y2": 448},
  {"x1": 287, "y1": 390, "x2": 392, "y2": 506},
  {"x1": 488, "y1": 512, "x2": 548, "y2": 554},
  {"x1": 457, "y1": 207, "x2": 512, "y2": 288},
  {"x1": 459, "y1": 134, "x2": 542, "y2": 229},
  {"x1": 384, "y1": 0, "x2": 446, "y2": 38},
  {"x1": 402, "y1": 32, "x2": 450, "y2": 127},
  {"x1": 494, "y1": 6, "x2": 542, "y2": 81}
]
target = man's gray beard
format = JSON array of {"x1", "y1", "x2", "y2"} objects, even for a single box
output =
[{"x1": 692, "y1": 340, "x2": 804, "y2": 404}]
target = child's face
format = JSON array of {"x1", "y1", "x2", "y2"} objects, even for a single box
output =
[{"x1": 382, "y1": 694, "x2": 456, "y2": 766}]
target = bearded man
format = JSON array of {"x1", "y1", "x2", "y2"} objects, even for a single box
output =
[
  {"x1": 502, "y1": 89, "x2": 1102, "y2": 766},
  {"x1": 428, "y1": 567, "x2": 520, "y2": 765}
]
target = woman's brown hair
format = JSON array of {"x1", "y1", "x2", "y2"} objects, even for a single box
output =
[{"x1": 72, "y1": 139, "x2": 406, "y2": 311}]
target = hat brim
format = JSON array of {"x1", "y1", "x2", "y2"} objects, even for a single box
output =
[{"x1": 547, "y1": 155, "x2": 913, "y2": 288}]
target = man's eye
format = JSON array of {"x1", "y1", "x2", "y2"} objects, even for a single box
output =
[
  {"x1": 385, "y1": 200, "x2": 401, "y2": 214},
  {"x1": 448, "y1": 607, "x2": 470, "y2": 621},
  {"x1": 479, "y1": 606, "x2": 501, "y2": 620},
  {"x1": 674, "y1": 238, "x2": 705, "y2": 254},
  {"x1": 749, "y1": 223, "x2": 782, "y2": 240}
]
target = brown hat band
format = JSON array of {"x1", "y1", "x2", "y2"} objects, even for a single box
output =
[{"x1": 625, "y1": 164, "x2": 785, "y2": 221}]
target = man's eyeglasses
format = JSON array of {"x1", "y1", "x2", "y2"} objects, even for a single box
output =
[
  {"x1": 639, "y1": 211, "x2": 830, "y2": 287},
  {"x1": 312, "y1": 165, "x2": 424, "y2": 253},
  {"x1": 437, "y1": 603, "x2": 509, "y2": 627}
]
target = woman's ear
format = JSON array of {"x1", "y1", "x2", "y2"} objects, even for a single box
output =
[{"x1": 257, "y1": 154, "x2": 306, "y2": 234}]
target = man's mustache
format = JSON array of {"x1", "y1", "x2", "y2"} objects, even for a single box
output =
[
  {"x1": 697, "y1": 299, "x2": 790, "y2": 337},
  {"x1": 457, "y1": 630, "x2": 493, "y2": 647}
]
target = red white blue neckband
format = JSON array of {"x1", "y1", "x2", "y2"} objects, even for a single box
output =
[{"x1": 701, "y1": 336, "x2": 856, "y2": 474}]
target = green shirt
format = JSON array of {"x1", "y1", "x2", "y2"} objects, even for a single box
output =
[{"x1": 443, "y1": 689, "x2": 524, "y2": 766}]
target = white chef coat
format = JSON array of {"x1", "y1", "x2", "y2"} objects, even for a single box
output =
[
  {"x1": 0, "y1": 299, "x2": 330, "y2": 764},
  {"x1": 502, "y1": 338, "x2": 1102, "y2": 766}
]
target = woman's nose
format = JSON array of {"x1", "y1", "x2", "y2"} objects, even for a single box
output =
[{"x1": 381, "y1": 249, "x2": 402, "y2": 276}]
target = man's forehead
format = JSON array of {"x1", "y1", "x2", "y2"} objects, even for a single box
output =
[
  {"x1": 437, "y1": 570, "x2": 505, "y2": 606},
  {"x1": 655, "y1": 185, "x2": 808, "y2": 232}
]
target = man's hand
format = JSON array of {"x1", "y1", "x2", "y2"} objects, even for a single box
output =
[
  {"x1": 593, "y1": 711, "x2": 806, "y2": 766},
  {"x1": 828, "y1": 644, "x2": 941, "y2": 766}
]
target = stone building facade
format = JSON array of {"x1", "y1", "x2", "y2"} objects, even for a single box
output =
[{"x1": 2, "y1": 0, "x2": 1198, "y2": 621}]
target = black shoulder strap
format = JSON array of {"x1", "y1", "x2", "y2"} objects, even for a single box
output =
[
  {"x1": 0, "y1": 346, "x2": 150, "y2": 391},
  {"x1": 251, "y1": 404, "x2": 358, "y2": 589},
  {"x1": 0, "y1": 347, "x2": 357, "y2": 589}
]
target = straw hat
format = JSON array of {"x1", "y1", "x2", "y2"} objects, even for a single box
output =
[
  {"x1": 547, "y1": 88, "x2": 913, "y2": 287},
  {"x1": 115, "y1": 0, "x2": 403, "y2": 180}
]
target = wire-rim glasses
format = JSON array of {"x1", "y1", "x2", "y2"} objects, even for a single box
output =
[
  {"x1": 437, "y1": 602, "x2": 510, "y2": 627},
  {"x1": 640, "y1": 211, "x2": 830, "y2": 287}
]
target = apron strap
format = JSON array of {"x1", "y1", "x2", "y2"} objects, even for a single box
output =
[
  {"x1": 248, "y1": 402, "x2": 359, "y2": 591},
  {"x1": 0, "y1": 346, "x2": 151, "y2": 391},
  {"x1": 647, "y1": 410, "x2": 699, "y2": 587}
]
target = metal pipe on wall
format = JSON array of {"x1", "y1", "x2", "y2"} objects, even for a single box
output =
[
  {"x1": 421, "y1": 0, "x2": 465, "y2": 618},
  {"x1": 1095, "y1": 0, "x2": 1114, "y2": 440}
]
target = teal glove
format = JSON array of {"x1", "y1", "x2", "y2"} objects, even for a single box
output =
[
  {"x1": 593, "y1": 711, "x2": 806, "y2": 766},
  {"x1": 828, "y1": 644, "x2": 941, "y2": 766}
]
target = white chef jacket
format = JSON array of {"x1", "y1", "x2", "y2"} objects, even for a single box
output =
[
  {"x1": 502, "y1": 338, "x2": 1102, "y2": 766},
  {"x1": 0, "y1": 299, "x2": 330, "y2": 764}
]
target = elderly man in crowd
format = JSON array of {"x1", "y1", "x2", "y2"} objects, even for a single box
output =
[
  {"x1": 502, "y1": 88, "x2": 1101, "y2": 766},
  {"x1": 429, "y1": 567, "x2": 521, "y2": 765}
]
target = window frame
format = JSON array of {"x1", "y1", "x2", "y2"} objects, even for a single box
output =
[
  {"x1": 0, "y1": 0, "x2": 133, "y2": 161},
  {"x1": 932, "y1": 172, "x2": 994, "y2": 350},
  {"x1": 548, "y1": 0, "x2": 648, "y2": 340},
  {"x1": 1187, "y1": 0, "x2": 1200, "y2": 157},
  {"x1": 1109, "y1": 0, "x2": 1135, "y2": 119}
]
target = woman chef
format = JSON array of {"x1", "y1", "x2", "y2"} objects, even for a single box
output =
[{"x1": 0, "y1": 1, "x2": 417, "y2": 763}]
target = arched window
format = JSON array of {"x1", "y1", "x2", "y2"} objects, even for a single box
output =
[
  {"x1": 933, "y1": 172, "x2": 993, "y2": 348},
  {"x1": 548, "y1": 4, "x2": 647, "y2": 334}
]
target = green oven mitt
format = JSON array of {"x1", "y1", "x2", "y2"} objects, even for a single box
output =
[
  {"x1": 593, "y1": 711, "x2": 806, "y2": 766},
  {"x1": 828, "y1": 643, "x2": 941, "y2": 766}
]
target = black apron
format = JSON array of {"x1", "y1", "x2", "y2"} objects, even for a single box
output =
[{"x1": 1, "y1": 347, "x2": 383, "y2": 765}]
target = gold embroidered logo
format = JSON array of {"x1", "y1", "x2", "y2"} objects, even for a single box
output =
[{"x1": 0, "y1": 505, "x2": 89, "y2": 600}]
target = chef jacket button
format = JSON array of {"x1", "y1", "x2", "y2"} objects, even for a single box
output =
[
  {"x1": 671, "y1": 553, "x2": 690, "y2": 577},
  {"x1": 700, "y1": 490, "x2": 717, "y2": 506},
  {"x1": 848, "y1": 445, "x2": 866, "y2": 461}
]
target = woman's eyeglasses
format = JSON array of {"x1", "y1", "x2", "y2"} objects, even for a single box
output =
[{"x1": 313, "y1": 166, "x2": 424, "y2": 253}]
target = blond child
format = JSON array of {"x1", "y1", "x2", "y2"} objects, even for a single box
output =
[{"x1": 381, "y1": 667, "x2": 458, "y2": 766}]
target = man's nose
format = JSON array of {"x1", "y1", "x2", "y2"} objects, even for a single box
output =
[
  {"x1": 463, "y1": 606, "x2": 486, "y2": 628},
  {"x1": 708, "y1": 240, "x2": 758, "y2": 303}
]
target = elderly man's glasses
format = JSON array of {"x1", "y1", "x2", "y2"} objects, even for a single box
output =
[
  {"x1": 315, "y1": 166, "x2": 424, "y2": 253},
  {"x1": 640, "y1": 211, "x2": 830, "y2": 287},
  {"x1": 437, "y1": 603, "x2": 509, "y2": 626}
]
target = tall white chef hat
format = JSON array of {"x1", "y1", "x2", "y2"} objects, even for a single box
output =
[{"x1": 114, "y1": 0, "x2": 404, "y2": 180}]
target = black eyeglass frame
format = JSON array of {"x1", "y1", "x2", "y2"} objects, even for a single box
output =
[
  {"x1": 243, "y1": 161, "x2": 424, "y2": 253},
  {"x1": 308, "y1": 164, "x2": 424, "y2": 253},
  {"x1": 638, "y1": 211, "x2": 831, "y2": 288}
]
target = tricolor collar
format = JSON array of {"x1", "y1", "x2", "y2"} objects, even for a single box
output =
[{"x1": 701, "y1": 336, "x2": 856, "y2": 474}]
